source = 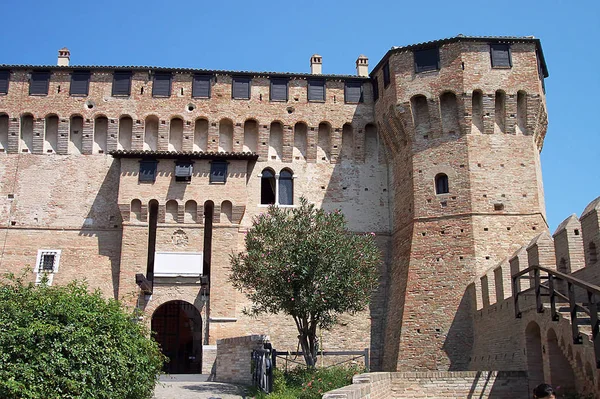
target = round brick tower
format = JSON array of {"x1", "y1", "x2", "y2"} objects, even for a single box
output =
[{"x1": 370, "y1": 36, "x2": 549, "y2": 371}]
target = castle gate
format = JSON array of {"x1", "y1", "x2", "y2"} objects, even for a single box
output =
[{"x1": 151, "y1": 300, "x2": 202, "y2": 374}]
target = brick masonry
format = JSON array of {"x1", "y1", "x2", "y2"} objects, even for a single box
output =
[
  {"x1": 0, "y1": 36, "x2": 557, "y2": 375},
  {"x1": 214, "y1": 334, "x2": 269, "y2": 385}
]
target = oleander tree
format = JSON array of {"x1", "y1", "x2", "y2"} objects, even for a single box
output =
[
  {"x1": 0, "y1": 273, "x2": 165, "y2": 399},
  {"x1": 230, "y1": 197, "x2": 381, "y2": 367}
]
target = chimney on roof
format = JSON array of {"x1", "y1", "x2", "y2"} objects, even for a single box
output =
[
  {"x1": 310, "y1": 54, "x2": 322, "y2": 75},
  {"x1": 356, "y1": 55, "x2": 369, "y2": 77},
  {"x1": 57, "y1": 48, "x2": 70, "y2": 66}
]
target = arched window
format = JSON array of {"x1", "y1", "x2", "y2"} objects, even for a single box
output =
[
  {"x1": 261, "y1": 168, "x2": 276, "y2": 205},
  {"x1": 279, "y1": 169, "x2": 294, "y2": 206},
  {"x1": 260, "y1": 168, "x2": 294, "y2": 206},
  {"x1": 435, "y1": 173, "x2": 449, "y2": 194}
]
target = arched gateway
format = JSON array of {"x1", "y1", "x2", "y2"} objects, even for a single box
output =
[{"x1": 151, "y1": 300, "x2": 202, "y2": 374}]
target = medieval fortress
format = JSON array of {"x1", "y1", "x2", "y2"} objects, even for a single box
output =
[{"x1": 0, "y1": 35, "x2": 598, "y2": 396}]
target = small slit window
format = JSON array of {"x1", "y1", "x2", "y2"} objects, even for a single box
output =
[
  {"x1": 29, "y1": 71, "x2": 51, "y2": 95},
  {"x1": 435, "y1": 173, "x2": 449, "y2": 194},
  {"x1": 307, "y1": 79, "x2": 325, "y2": 102},
  {"x1": 139, "y1": 159, "x2": 158, "y2": 183},
  {"x1": 70, "y1": 71, "x2": 90, "y2": 96},
  {"x1": 414, "y1": 48, "x2": 440, "y2": 73},
  {"x1": 490, "y1": 44, "x2": 512, "y2": 68},
  {"x1": 382, "y1": 62, "x2": 390, "y2": 87},
  {"x1": 112, "y1": 71, "x2": 132, "y2": 96},
  {"x1": 344, "y1": 81, "x2": 363, "y2": 103},
  {"x1": 192, "y1": 74, "x2": 211, "y2": 98},
  {"x1": 232, "y1": 76, "x2": 251, "y2": 99},
  {"x1": 210, "y1": 160, "x2": 228, "y2": 183},
  {"x1": 175, "y1": 161, "x2": 193, "y2": 182},
  {"x1": 0, "y1": 70, "x2": 10, "y2": 94},
  {"x1": 270, "y1": 78, "x2": 288, "y2": 102},
  {"x1": 372, "y1": 77, "x2": 379, "y2": 102},
  {"x1": 152, "y1": 72, "x2": 172, "y2": 97}
]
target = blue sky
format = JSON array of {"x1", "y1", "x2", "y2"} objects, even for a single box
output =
[{"x1": 0, "y1": 0, "x2": 598, "y2": 231}]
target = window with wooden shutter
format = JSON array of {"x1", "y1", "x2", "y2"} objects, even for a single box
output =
[
  {"x1": 70, "y1": 71, "x2": 90, "y2": 96},
  {"x1": 0, "y1": 70, "x2": 9, "y2": 94},
  {"x1": 192, "y1": 74, "x2": 211, "y2": 98},
  {"x1": 490, "y1": 44, "x2": 512, "y2": 68},
  {"x1": 139, "y1": 160, "x2": 158, "y2": 183},
  {"x1": 232, "y1": 76, "x2": 251, "y2": 99},
  {"x1": 210, "y1": 160, "x2": 228, "y2": 183},
  {"x1": 414, "y1": 48, "x2": 440, "y2": 73},
  {"x1": 270, "y1": 78, "x2": 288, "y2": 102},
  {"x1": 383, "y1": 62, "x2": 390, "y2": 87},
  {"x1": 307, "y1": 79, "x2": 325, "y2": 102},
  {"x1": 344, "y1": 81, "x2": 363, "y2": 103},
  {"x1": 373, "y1": 77, "x2": 379, "y2": 102},
  {"x1": 29, "y1": 71, "x2": 51, "y2": 95},
  {"x1": 112, "y1": 71, "x2": 132, "y2": 96},
  {"x1": 152, "y1": 72, "x2": 172, "y2": 97},
  {"x1": 175, "y1": 161, "x2": 193, "y2": 182}
]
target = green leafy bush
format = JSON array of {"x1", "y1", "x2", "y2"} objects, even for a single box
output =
[
  {"x1": 251, "y1": 365, "x2": 362, "y2": 399},
  {"x1": 0, "y1": 274, "x2": 165, "y2": 399}
]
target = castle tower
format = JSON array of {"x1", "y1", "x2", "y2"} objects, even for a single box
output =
[{"x1": 371, "y1": 36, "x2": 549, "y2": 371}]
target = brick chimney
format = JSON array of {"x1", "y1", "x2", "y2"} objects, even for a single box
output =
[
  {"x1": 310, "y1": 54, "x2": 322, "y2": 74},
  {"x1": 57, "y1": 48, "x2": 70, "y2": 66},
  {"x1": 356, "y1": 55, "x2": 368, "y2": 77}
]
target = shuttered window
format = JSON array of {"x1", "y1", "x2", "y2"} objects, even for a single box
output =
[
  {"x1": 175, "y1": 161, "x2": 193, "y2": 182},
  {"x1": 210, "y1": 161, "x2": 228, "y2": 183},
  {"x1": 383, "y1": 62, "x2": 390, "y2": 87},
  {"x1": 232, "y1": 77, "x2": 251, "y2": 99},
  {"x1": 152, "y1": 72, "x2": 172, "y2": 97},
  {"x1": 490, "y1": 44, "x2": 512, "y2": 68},
  {"x1": 414, "y1": 48, "x2": 440, "y2": 73},
  {"x1": 192, "y1": 74, "x2": 211, "y2": 98},
  {"x1": 270, "y1": 78, "x2": 288, "y2": 101},
  {"x1": 373, "y1": 77, "x2": 379, "y2": 102},
  {"x1": 112, "y1": 71, "x2": 132, "y2": 96},
  {"x1": 29, "y1": 71, "x2": 51, "y2": 95},
  {"x1": 70, "y1": 71, "x2": 90, "y2": 96},
  {"x1": 139, "y1": 160, "x2": 158, "y2": 183},
  {"x1": 307, "y1": 79, "x2": 325, "y2": 102},
  {"x1": 344, "y1": 81, "x2": 363, "y2": 103},
  {"x1": 0, "y1": 70, "x2": 9, "y2": 94}
]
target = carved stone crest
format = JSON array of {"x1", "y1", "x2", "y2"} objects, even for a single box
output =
[{"x1": 172, "y1": 229, "x2": 189, "y2": 247}]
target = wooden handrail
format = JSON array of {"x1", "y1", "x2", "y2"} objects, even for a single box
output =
[{"x1": 513, "y1": 265, "x2": 600, "y2": 296}]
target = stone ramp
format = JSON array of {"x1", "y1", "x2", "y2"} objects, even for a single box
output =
[{"x1": 154, "y1": 375, "x2": 249, "y2": 399}]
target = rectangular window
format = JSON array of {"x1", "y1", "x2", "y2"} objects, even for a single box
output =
[
  {"x1": 414, "y1": 48, "x2": 440, "y2": 73},
  {"x1": 344, "y1": 81, "x2": 363, "y2": 103},
  {"x1": 175, "y1": 161, "x2": 193, "y2": 182},
  {"x1": 112, "y1": 71, "x2": 132, "y2": 96},
  {"x1": 373, "y1": 77, "x2": 379, "y2": 102},
  {"x1": 139, "y1": 160, "x2": 158, "y2": 183},
  {"x1": 232, "y1": 76, "x2": 251, "y2": 99},
  {"x1": 192, "y1": 74, "x2": 211, "y2": 98},
  {"x1": 307, "y1": 79, "x2": 325, "y2": 102},
  {"x1": 490, "y1": 44, "x2": 512, "y2": 68},
  {"x1": 383, "y1": 62, "x2": 390, "y2": 87},
  {"x1": 270, "y1": 78, "x2": 288, "y2": 102},
  {"x1": 210, "y1": 160, "x2": 228, "y2": 183},
  {"x1": 152, "y1": 72, "x2": 172, "y2": 97},
  {"x1": 29, "y1": 71, "x2": 51, "y2": 95},
  {"x1": 0, "y1": 70, "x2": 9, "y2": 95},
  {"x1": 34, "y1": 249, "x2": 61, "y2": 285},
  {"x1": 70, "y1": 71, "x2": 90, "y2": 96}
]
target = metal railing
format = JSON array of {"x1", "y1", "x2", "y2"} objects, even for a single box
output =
[
  {"x1": 275, "y1": 349, "x2": 370, "y2": 371},
  {"x1": 252, "y1": 343, "x2": 275, "y2": 393},
  {"x1": 513, "y1": 265, "x2": 600, "y2": 368}
]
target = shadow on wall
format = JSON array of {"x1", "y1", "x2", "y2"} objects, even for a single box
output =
[
  {"x1": 79, "y1": 158, "x2": 123, "y2": 299},
  {"x1": 443, "y1": 284, "x2": 476, "y2": 370}
]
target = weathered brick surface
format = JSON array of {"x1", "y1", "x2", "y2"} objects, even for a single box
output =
[{"x1": 215, "y1": 335, "x2": 269, "y2": 385}]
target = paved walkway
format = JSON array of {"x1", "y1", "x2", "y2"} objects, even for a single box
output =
[{"x1": 153, "y1": 375, "x2": 249, "y2": 399}]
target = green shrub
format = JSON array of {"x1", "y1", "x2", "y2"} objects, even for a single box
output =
[
  {"x1": 251, "y1": 365, "x2": 362, "y2": 399},
  {"x1": 0, "y1": 274, "x2": 165, "y2": 399}
]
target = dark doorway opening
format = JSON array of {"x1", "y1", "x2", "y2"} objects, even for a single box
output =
[{"x1": 151, "y1": 300, "x2": 202, "y2": 374}]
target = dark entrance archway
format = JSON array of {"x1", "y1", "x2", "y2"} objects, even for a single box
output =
[{"x1": 151, "y1": 300, "x2": 202, "y2": 374}]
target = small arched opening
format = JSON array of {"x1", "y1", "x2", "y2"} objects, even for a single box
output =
[
  {"x1": 220, "y1": 200, "x2": 232, "y2": 224},
  {"x1": 169, "y1": 117, "x2": 184, "y2": 152},
  {"x1": 243, "y1": 119, "x2": 258, "y2": 153},
  {"x1": 166, "y1": 200, "x2": 179, "y2": 223},
  {"x1": 218, "y1": 119, "x2": 233, "y2": 152},
  {"x1": 279, "y1": 169, "x2": 294, "y2": 206},
  {"x1": 44, "y1": 115, "x2": 59, "y2": 153},
  {"x1": 144, "y1": 115, "x2": 159, "y2": 151},
  {"x1": 118, "y1": 116, "x2": 133, "y2": 151},
  {"x1": 435, "y1": 173, "x2": 449, "y2": 194},
  {"x1": 0, "y1": 113, "x2": 8, "y2": 152},
  {"x1": 317, "y1": 122, "x2": 330, "y2": 162},
  {"x1": 471, "y1": 90, "x2": 484, "y2": 134},
  {"x1": 547, "y1": 328, "x2": 576, "y2": 392},
  {"x1": 130, "y1": 199, "x2": 142, "y2": 222},
  {"x1": 194, "y1": 118, "x2": 208, "y2": 152},
  {"x1": 93, "y1": 116, "x2": 108, "y2": 154},
  {"x1": 151, "y1": 300, "x2": 202, "y2": 374},
  {"x1": 525, "y1": 321, "x2": 544, "y2": 391},
  {"x1": 20, "y1": 114, "x2": 34, "y2": 153},
  {"x1": 261, "y1": 168, "x2": 276, "y2": 205},
  {"x1": 184, "y1": 200, "x2": 197, "y2": 223},
  {"x1": 293, "y1": 122, "x2": 307, "y2": 161},
  {"x1": 69, "y1": 115, "x2": 84, "y2": 154},
  {"x1": 269, "y1": 121, "x2": 283, "y2": 160}
]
